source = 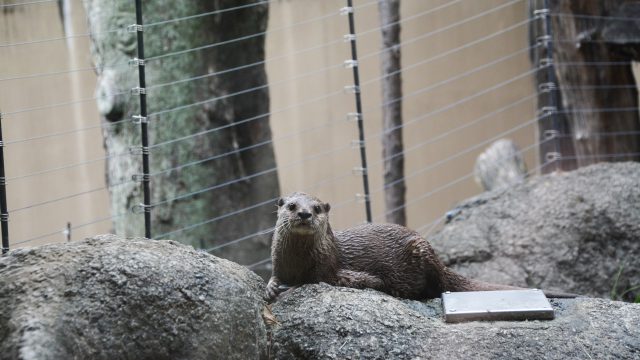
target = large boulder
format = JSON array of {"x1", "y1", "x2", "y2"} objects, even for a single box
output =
[
  {"x1": 270, "y1": 284, "x2": 640, "y2": 359},
  {"x1": 0, "y1": 235, "x2": 267, "y2": 360},
  {"x1": 433, "y1": 162, "x2": 640, "y2": 301}
]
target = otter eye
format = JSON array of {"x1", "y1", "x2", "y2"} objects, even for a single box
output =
[
  {"x1": 287, "y1": 203, "x2": 296, "y2": 211},
  {"x1": 313, "y1": 205, "x2": 322, "y2": 214}
]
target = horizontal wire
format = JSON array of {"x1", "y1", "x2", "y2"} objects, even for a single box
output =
[
  {"x1": 366, "y1": 56, "x2": 540, "y2": 132},
  {"x1": 0, "y1": 57, "x2": 132, "y2": 82},
  {"x1": 149, "y1": 140, "x2": 351, "y2": 207},
  {"x1": 145, "y1": 0, "x2": 270, "y2": 28},
  {"x1": 206, "y1": 195, "x2": 357, "y2": 253},
  {"x1": 360, "y1": 22, "x2": 536, "y2": 98},
  {"x1": 375, "y1": 137, "x2": 544, "y2": 221},
  {"x1": 147, "y1": 13, "x2": 523, "y2": 147},
  {"x1": 10, "y1": 49, "x2": 540, "y2": 181},
  {"x1": 154, "y1": 198, "x2": 275, "y2": 239},
  {"x1": 359, "y1": 0, "x2": 527, "y2": 64},
  {"x1": 11, "y1": 211, "x2": 130, "y2": 246},
  {"x1": 550, "y1": 13, "x2": 640, "y2": 22},
  {"x1": 147, "y1": 56, "x2": 345, "y2": 118},
  {"x1": 557, "y1": 107, "x2": 639, "y2": 115},
  {"x1": 7, "y1": 150, "x2": 130, "y2": 182},
  {"x1": 2, "y1": 95, "x2": 105, "y2": 117},
  {"x1": 205, "y1": 226, "x2": 274, "y2": 252},
  {"x1": 147, "y1": 35, "x2": 345, "y2": 91},
  {"x1": 368, "y1": 92, "x2": 539, "y2": 168},
  {"x1": 558, "y1": 84, "x2": 638, "y2": 90},
  {"x1": 9, "y1": 177, "x2": 135, "y2": 213},
  {"x1": 0, "y1": 66, "x2": 96, "y2": 82},
  {"x1": 0, "y1": 0, "x2": 519, "y2": 88},
  {"x1": 416, "y1": 216, "x2": 445, "y2": 237},
  {"x1": 558, "y1": 152, "x2": 640, "y2": 161},
  {"x1": 0, "y1": 26, "x2": 121, "y2": 49},
  {"x1": 0, "y1": 1, "x2": 529, "y2": 129},
  {"x1": 6, "y1": 6, "x2": 535, "y2": 150},
  {"x1": 555, "y1": 131, "x2": 640, "y2": 138},
  {"x1": 146, "y1": 0, "x2": 462, "y2": 91},
  {"x1": 373, "y1": 112, "x2": 544, "y2": 204},
  {"x1": 155, "y1": 170, "x2": 357, "y2": 240},
  {"x1": 0, "y1": 0, "x2": 55, "y2": 8},
  {"x1": 150, "y1": 109, "x2": 348, "y2": 176},
  {"x1": 148, "y1": 55, "x2": 536, "y2": 180},
  {"x1": 145, "y1": 0, "x2": 378, "y2": 62},
  {"x1": 5, "y1": 115, "x2": 133, "y2": 146},
  {"x1": 554, "y1": 39, "x2": 637, "y2": 45},
  {"x1": 413, "y1": 145, "x2": 545, "y2": 236},
  {"x1": 556, "y1": 61, "x2": 630, "y2": 66},
  {"x1": 2, "y1": 86, "x2": 131, "y2": 118},
  {"x1": 148, "y1": 86, "x2": 343, "y2": 148},
  {"x1": 246, "y1": 257, "x2": 272, "y2": 270},
  {"x1": 356, "y1": 0, "x2": 464, "y2": 38},
  {"x1": 148, "y1": 0, "x2": 522, "y2": 93},
  {"x1": 5, "y1": 112, "x2": 132, "y2": 144},
  {"x1": 413, "y1": 150, "x2": 557, "y2": 236},
  {"x1": 150, "y1": 36, "x2": 537, "y2": 151},
  {"x1": 145, "y1": 0, "x2": 470, "y2": 116}
]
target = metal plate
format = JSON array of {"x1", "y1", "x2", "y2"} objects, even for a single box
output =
[{"x1": 442, "y1": 289, "x2": 554, "y2": 323}]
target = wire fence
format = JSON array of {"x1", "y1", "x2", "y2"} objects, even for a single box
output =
[{"x1": 1, "y1": 0, "x2": 638, "y2": 274}]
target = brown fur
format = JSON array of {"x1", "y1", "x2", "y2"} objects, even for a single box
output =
[{"x1": 265, "y1": 192, "x2": 570, "y2": 302}]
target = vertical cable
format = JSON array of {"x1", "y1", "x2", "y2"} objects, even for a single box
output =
[
  {"x1": 132, "y1": 0, "x2": 152, "y2": 238},
  {"x1": 0, "y1": 113, "x2": 8, "y2": 253},
  {"x1": 536, "y1": 1, "x2": 561, "y2": 171},
  {"x1": 344, "y1": 0, "x2": 372, "y2": 222}
]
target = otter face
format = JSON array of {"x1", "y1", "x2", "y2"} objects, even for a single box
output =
[{"x1": 275, "y1": 192, "x2": 331, "y2": 236}]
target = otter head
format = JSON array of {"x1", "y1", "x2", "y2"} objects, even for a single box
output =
[{"x1": 275, "y1": 192, "x2": 331, "y2": 236}]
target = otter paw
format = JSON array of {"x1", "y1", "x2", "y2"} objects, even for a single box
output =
[{"x1": 264, "y1": 278, "x2": 282, "y2": 302}]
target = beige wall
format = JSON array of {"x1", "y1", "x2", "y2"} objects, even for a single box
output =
[
  {"x1": 0, "y1": 0, "x2": 111, "y2": 247},
  {"x1": 267, "y1": 0, "x2": 537, "y2": 233},
  {"x1": 0, "y1": 0, "x2": 537, "y2": 248}
]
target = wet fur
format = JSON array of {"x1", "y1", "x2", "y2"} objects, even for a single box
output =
[{"x1": 266, "y1": 192, "x2": 565, "y2": 302}]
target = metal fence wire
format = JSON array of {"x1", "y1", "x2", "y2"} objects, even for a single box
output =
[{"x1": 0, "y1": 0, "x2": 638, "y2": 269}]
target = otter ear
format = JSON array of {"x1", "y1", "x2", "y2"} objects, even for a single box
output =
[
  {"x1": 276, "y1": 198, "x2": 285, "y2": 207},
  {"x1": 323, "y1": 202, "x2": 331, "y2": 213}
]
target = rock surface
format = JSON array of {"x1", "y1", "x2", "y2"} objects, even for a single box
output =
[
  {"x1": 433, "y1": 162, "x2": 640, "y2": 302},
  {"x1": 0, "y1": 235, "x2": 267, "y2": 360},
  {"x1": 270, "y1": 284, "x2": 640, "y2": 360},
  {"x1": 2, "y1": 232, "x2": 638, "y2": 359}
]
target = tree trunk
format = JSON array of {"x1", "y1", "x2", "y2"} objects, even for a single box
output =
[
  {"x1": 83, "y1": 0, "x2": 279, "y2": 277},
  {"x1": 378, "y1": 0, "x2": 406, "y2": 226},
  {"x1": 532, "y1": 0, "x2": 640, "y2": 171}
]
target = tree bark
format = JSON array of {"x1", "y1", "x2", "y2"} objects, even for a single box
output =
[
  {"x1": 532, "y1": 0, "x2": 640, "y2": 172},
  {"x1": 83, "y1": 0, "x2": 279, "y2": 277},
  {"x1": 378, "y1": 0, "x2": 406, "y2": 226}
]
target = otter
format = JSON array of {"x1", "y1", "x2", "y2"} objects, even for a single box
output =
[{"x1": 265, "y1": 192, "x2": 573, "y2": 302}]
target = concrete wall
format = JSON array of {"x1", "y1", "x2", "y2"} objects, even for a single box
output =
[
  {"x1": 267, "y1": 0, "x2": 537, "y2": 232},
  {"x1": 0, "y1": 0, "x2": 536, "y2": 247}
]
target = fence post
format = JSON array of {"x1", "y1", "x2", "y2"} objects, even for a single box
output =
[
  {"x1": 132, "y1": 0, "x2": 152, "y2": 238},
  {"x1": 535, "y1": 1, "x2": 561, "y2": 172},
  {"x1": 0, "y1": 113, "x2": 8, "y2": 254},
  {"x1": 343, "y1": 0, "x2": 372, "y2": 222}
]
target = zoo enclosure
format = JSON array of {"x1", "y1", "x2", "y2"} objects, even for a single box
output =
[{"x1": 0, "y1": 0, "x2": 638, "y2": 271}]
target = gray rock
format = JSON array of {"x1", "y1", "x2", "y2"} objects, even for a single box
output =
[
  {"x1": 474, "y1": 139, "x2": 527, "y2": 192},
  {"x1": 433, "y1": 162, "x2": 640, "y2": 301},
  {"x1": 0, "y1": 235, "x2": 267, "y2": 360},
  {"x1": 270, "y1": 284, "x2": 640, "y2": 360}
]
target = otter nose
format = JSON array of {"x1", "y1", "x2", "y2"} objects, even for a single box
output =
[{"x1": 298, "y1": 211, "x2": 312, "y2": 220}]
